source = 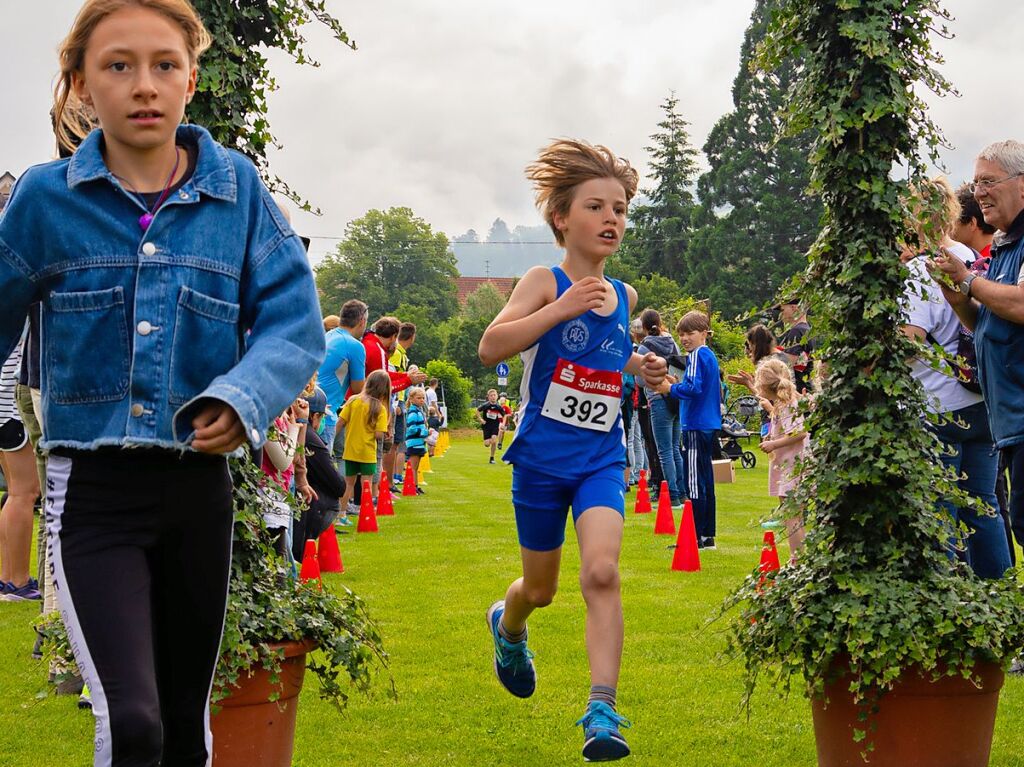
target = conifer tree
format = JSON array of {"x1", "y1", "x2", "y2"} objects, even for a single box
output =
[
  {"x1": 686, "y1": 0, "x2": 821, "y2": 319},
  {"x1": 626, "y1": 93, "x2": 699, "y2": 279}
]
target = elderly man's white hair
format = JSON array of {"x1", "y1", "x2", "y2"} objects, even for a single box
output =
[{"x1": 978, "y1": 140, "x2": 1024, "y2": 176}]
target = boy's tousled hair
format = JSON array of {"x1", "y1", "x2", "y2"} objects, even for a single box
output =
[
  {"x1": 677, "y1": 310, "x2": 711, "y2": 335},
  {"x1": 53, "y1": 0, "x2": 211, "y2": 155},
  {"x1": 754, "y1": 358, "x2": 798, "y2": 406},
  {"x1": 525, "y1": 139, "x2": 639, "y2": 246},
  {"x1": 398, "y1": 322, "x2": 416, "y2": 342},
  {"x1": 361, "y1": 370, "x2": 392, "y2": 431}
]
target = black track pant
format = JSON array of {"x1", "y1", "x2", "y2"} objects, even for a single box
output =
[
  {"x1": 638, "y1": 406, "x2": 664, "y2": 492},
  {"x1": 47, "y1": 449, "x2": 233, "y2": 767}
]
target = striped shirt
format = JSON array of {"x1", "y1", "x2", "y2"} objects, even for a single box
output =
[{"x1": 0, "y1": 339, "x2": 24, "y2": 426}]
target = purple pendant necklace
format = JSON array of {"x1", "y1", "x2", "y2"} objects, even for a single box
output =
[{"x1": 115, "y1": 147, "x2": 182, "y2": 232}]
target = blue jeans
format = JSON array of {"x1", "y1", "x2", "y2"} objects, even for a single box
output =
[
  {"x1": 649, "y1": 395, "x2": 684, "y2": 503},
  {"x1": 628, "y1": 410, "x2": 648, "y2": 482},
  {"x1": 930, "y1": 402, "x2": 1012, "y2": 579}
]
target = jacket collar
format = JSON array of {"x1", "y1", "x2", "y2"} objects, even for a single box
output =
[
  {"x1": 66, "y1": 124, "x2": 237, "y2": 202},
  {"x1": 993, "y1": 208, "x2": 1024, "y2": 251}
]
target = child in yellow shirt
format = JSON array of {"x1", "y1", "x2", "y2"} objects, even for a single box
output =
[{"x1": 339, "y1": 370, "x2": 391, "y2": 512}]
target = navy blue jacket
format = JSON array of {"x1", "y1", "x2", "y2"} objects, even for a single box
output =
[{"x1": 974, "y1": 210, "x2": 1024, "y2": 448}]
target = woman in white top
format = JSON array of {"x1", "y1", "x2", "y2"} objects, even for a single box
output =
[{"x1": 901, "y1": 176, "x2": 1011, "y2": 579}]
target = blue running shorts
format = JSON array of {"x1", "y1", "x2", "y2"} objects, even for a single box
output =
[{"x1": 511, "y1": 464, "x2": 626, "y2": 552}]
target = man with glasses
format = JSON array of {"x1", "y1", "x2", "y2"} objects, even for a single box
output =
[{"x1": 933, "y1": 140, "x2": 1024, "y2": 589}]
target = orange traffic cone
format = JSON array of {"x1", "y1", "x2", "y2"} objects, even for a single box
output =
[
  {"x1": 377, "y1": 474, "x2": 395, "y2": 516},
  {"x1": 357, "y1": 479, "x2": 379, "y2": 532},
  {"x1": 317, "y1": 526, "x2": 344, "y2": 573},
  {"x1": 654, "y1": 481, "x2": 676, "y2": 535},
  {"x1": 761, "y1": 532, "x2": 782, "y2": 573},
  {"x1": 299, "y1": 539, "x2": 322, "y2": 585},
  {"x1": 634, "y1": 470, "x2": 651, "y2": 514},
  {"x1": 402, "y1": 462, "x2": 417, "y2": 497},
  {"x1": 671, "y1": 500, "x2": 701, "y2": 572}
]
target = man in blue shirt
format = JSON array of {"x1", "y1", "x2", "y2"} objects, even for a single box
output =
[{"x1": 318, "y1": 299, "x2": 368, "y2": 469}]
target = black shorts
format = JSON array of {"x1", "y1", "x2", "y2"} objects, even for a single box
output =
[
  {"x1": 406, "y1": 446, "x2": 426, "y2": 457},
  {"x1": 483, "y1": 425, "x2": 500, "y2": 440},
  {"x1": 0, "y1": 419, "x2": 27, "y2": 451}
]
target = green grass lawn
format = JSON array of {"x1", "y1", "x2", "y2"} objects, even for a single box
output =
[{"x1": 2, "y1": 435, "x2": 1023, "y2": 766}]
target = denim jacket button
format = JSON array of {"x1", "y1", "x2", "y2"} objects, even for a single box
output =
[
  {"x1": 137, "y1": 321, "x2": 153, "y2": 336},
  {"x1": 130, "y1": 403, "x2": 145, "y2": 417},
  {"x1": 142, "y1": 242, "x2": 157, "y2": 256}
]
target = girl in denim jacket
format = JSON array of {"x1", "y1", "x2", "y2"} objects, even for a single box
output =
[{"x1": 0, "y1": 2, "x2": 324, "y2": 765}]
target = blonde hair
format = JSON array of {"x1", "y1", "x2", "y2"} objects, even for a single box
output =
[
  {"x1": 906, "y1": 175, "x2": 961, "y2": 250},
  {"x1": 754, "y1": 358, "x2": 798, "y2": 406},
  {"x1": 406, "y1": 386, "x2": 426, "y2": 403},
  {"x1": 525, "y1": 139, "x2": 639, "y2": 246},
  {"x1": 53, "y1": 0, "x2": 212, "y2": 155},
  {"x1": 322, "y1": 315, "x2": 340, "y2": 332},
  {"x1": 361, "y1": 370, "x2": 392, "y2": 431}
]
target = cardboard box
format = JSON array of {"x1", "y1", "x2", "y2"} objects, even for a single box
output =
[{"x1": 712, "y1": 459, "x2": 735, "y2": 484}]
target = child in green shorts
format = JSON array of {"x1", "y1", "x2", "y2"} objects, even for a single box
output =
[{"x1": 339, "y1": 370, "x2": 391, "y2": 512}]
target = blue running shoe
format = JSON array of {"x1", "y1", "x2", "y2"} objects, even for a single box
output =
[
  {"x1": 3, "y1": 578, "x2": 41, "y2": 602},
  {"x1": 486, "y1": 600, "x2": 536, "y2": 698},
  {"x1": 576, "y1": 701, "x2": 631, "y2": 762}
]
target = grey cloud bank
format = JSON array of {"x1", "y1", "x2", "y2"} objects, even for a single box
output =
[{"x1": 2, "y1": 1, "x2": 1021, "y2": 270}]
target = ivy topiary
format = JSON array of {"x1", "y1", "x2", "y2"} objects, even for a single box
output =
[{"x1": 720, "y1": 0, "x2": 1024, "y2": 751}]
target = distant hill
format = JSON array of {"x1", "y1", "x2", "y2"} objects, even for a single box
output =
[{"x1": 451, "y1": 219, "x2": 561, "y2": 277}]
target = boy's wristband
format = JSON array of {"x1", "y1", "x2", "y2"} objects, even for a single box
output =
[{"x1": 295, "y1": 418, "x2": 308, "y2": 424}]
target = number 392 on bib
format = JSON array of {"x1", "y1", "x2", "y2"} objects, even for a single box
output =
[{"x1": 541, "y1": 359, "x2": 622, "y2": 433}]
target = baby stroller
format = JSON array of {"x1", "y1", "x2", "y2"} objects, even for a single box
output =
[{"x1": 720, "y1": 395, "x2": 759, "y2": 469}]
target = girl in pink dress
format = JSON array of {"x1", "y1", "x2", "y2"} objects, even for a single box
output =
[{"x1": 755, "y1": 358, "x2": 810, "y2": 562}]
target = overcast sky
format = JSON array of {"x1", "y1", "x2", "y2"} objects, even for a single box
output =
[{"x1": 3, "y1": 1, "x2": 1022, "y2": 268}]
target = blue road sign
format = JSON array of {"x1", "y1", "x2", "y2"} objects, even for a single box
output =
[{"x1": 496, "y1": 362, "x2": 510, "y2": 377}]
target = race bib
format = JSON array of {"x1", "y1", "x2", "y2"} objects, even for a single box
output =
[{"x1": 541, "y1": 359, "x2": 622, "y2": 432}]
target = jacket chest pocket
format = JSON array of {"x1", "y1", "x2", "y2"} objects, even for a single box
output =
[
  {"x1": 169, "y1": 287, "x2": 241, "y2": 406},
  {"x1": 45, "y1": 288, "x2": 130, "y2": 404}
]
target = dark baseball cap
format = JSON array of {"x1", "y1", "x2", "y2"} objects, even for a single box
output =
[{"x1": 304, "y1": 386, "x2": 327, "y2": 415}]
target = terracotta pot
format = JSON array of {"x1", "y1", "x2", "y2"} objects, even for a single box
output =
[
  {"x1": 811, "y1": 661, "x2": 1004, "y2": 767},
  {"x1": 211, "y1": 639, "x2": 316, "y2": 767}
]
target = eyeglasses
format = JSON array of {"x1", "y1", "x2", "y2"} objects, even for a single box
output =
[{"x1": 968, "y1": 173, "x2": 1023, "y2": 194}]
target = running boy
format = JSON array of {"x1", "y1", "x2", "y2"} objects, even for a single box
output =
[
  {"x1": 476, "y1": 389, "x2": 506, "y2": 464},
  {"x1": 656, "y1": 311, "x2": 722, "y2": 548},
  {"x1": 478, "y1": 139, "x2": 666, "y2": 761}
]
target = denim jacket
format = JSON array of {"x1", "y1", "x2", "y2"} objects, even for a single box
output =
[{"x1": 0, "y1": 125, "x2": 325, "y2": 451}]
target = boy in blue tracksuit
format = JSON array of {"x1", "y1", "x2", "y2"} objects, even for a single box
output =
[{"x1": 657, "y1": 311, "x2": 722, "y2": 548}]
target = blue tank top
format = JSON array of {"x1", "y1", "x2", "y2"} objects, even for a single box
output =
[{"x1": 504, "y1": 267, "x2": 631, "y2": 479}]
